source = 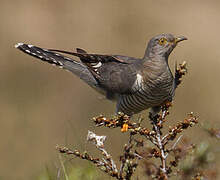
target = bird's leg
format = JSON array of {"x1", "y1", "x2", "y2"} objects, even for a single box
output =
[{"x1": 149, "y1": 106, "x2": 161, "y2": 122}]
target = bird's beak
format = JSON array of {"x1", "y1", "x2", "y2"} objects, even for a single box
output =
[{"x1": 175, "y1": 36, "x2": 188, "y2": 44}]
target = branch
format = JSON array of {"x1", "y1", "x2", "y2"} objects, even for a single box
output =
[
  {"x1": 87, "y1": 131, "x2": 118, "y2": 174},
  {"x1": 56, "y1": 131, "x2": 120, "y2": 179},
  {"x1": 175, "y1": 61, "x2": 187, "y2": 88},
  {"x1": 162, "y1": 113, "x2": 198, "y2": 146}
]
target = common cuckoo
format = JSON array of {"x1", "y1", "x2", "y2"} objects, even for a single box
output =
[{"x1": 15, "y1": 34, "x2": 187, "y2": 116}]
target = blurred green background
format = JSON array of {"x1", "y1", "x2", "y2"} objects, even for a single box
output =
[{"x1": 1, "y1": 0, "x2": 220, "y2": 179}]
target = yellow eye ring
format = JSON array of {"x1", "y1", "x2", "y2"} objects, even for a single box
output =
[{"x1": 158, "y1": 37, "x2": 167, "y2": 45}]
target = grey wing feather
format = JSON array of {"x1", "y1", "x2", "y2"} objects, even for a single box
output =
[
  {"x1": 15, "y1": 43, "x2": 98, "y2": 87},
  {"x1": 47, "y1": 49, "x2": 141, "y2": 94},
  {"x1": 97, "y1": 56, "x2": 142, "y2": 94}
]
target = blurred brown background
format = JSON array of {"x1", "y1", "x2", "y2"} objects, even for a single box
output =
[{"x1": 1, "y1": 0, "x2": 220, "y2": 179}]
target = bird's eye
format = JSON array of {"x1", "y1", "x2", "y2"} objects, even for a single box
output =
[{"x1": 158, "y1": 37, "x2": 167, "y2": 46}]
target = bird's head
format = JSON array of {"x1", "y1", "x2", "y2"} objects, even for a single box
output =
[{"x1": 144, "y1": 34, "x2": 187, "y2": 59}]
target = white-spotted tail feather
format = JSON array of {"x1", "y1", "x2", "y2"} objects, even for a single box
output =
[{"x1": 15, "y1": 43, "x2": 98, "y2": 86}]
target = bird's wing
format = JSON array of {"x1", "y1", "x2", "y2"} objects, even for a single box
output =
[
  {"x1": 16, "y1": 44, "x2": 142, "y2": 96},
  {"x1": 48, "y1": 49, "x2": 141, "y2": 94}
]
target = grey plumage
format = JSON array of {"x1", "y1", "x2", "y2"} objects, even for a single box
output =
[
  {"x1": 15, "y1": 43, "x2": 98, "y2": 87},
  {"x1": 15, "y1": 34, "x2": 187, "y2": 116}
]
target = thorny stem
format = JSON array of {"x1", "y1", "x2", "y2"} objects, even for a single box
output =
[
  {"x1": 150, "y1": 108, "x2": 169, "y2": 178},
  {"x1": 87, "y1": 131, "x2": 118, "y2": 174},
  {"x1": 119, "y1": 132, "x2": 139, "y2": 180},
  {"x1": 100, "y1": 147, "x2": 118, "y2": 173},
  {"x1": 148, "y1": 103, "x2": 171, "y2": 178},
  {"x1": 154, "y1": 123, "x2": 167, "y2": 174},
  {"x1": 170, "y1": 135, "x2": 183, "y2": 151},
  {"x1": 121, "y1": 133, "x2": 133, "y2": 179}
]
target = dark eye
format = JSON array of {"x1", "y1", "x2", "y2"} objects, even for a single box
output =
[{"x1": 158, "y1": 37, "x2": 167, "y2": 46}]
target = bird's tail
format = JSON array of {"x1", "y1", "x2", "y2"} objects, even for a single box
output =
[{"x1": 15, "y1": 43, "x2": 98, "y2": 87}]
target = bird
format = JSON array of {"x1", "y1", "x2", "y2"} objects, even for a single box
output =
[{"x1": 15, "y1": 34, "x2": 187, "y2": 116}]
